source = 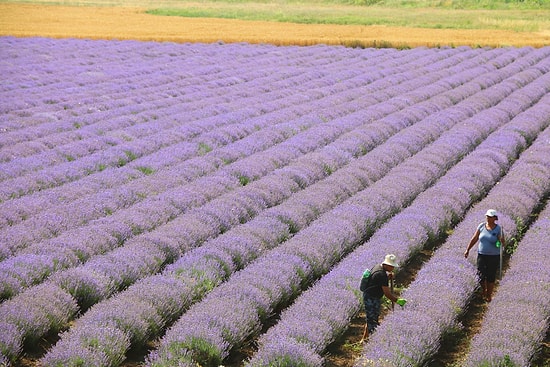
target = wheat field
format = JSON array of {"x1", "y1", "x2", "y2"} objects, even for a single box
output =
[{"x1": 1, "y1": 2, "x2": 549, "y2": 48}]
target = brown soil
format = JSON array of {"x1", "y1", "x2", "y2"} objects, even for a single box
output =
[{"x1": 1, "y1": 3, "x2": 549, "y2": 48}]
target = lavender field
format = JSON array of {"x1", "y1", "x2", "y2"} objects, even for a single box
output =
[{"x1": 0, "y1": 36, "x2": 549, "y2": 367}]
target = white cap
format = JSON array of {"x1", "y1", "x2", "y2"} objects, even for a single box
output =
[
  {"x1": 485, "y1": 209, "x2": 498, "y2": 217},
  {"x1": 382, "y1": 254, "x2": 399, "y2": 267}
]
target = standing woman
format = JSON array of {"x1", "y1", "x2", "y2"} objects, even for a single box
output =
[{"x1": 464, "y1": 209, "x2": 506, "y2": 302}]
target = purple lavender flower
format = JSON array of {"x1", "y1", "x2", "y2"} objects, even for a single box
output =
[
  {"x1": 0, "y1": 321, "x2": 23, "y2": 364},
  {"x1": 0, "y1": 282, "x2": 77, "y2": 359},
  {"x1": 41, "y1": 326, "x2": 130, "y2": 367}
]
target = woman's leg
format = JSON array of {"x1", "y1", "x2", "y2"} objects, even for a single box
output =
[
  {"x1": 362, "y1": 297, "x2": 381, "y2": 341},
  {"x1": 477, "y1": 255, "x2": 488, "y2": 299},
  {"x1": 485, "y1": 255, "x2": 500, "y2": 302}
]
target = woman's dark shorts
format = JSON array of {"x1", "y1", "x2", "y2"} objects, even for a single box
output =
[{"x1": 477, "y1": 253, "x2": 500, "y2": 282}]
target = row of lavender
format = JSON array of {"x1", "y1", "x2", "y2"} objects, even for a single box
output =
[
  {"x1": 0, "y1": 41, "x2": 504, "y2": 363},
  {"x1": 1, "y1": 37, "x2": 549, "y2": 366},
  {"x1": 359, "y1": 90, "x2": 550, "y2": 363},
  {"x1": 148, "y1": 61, "x2": 550, "y2": 367},
  {"x1": 35, "y1": 44, "x2": 542, "y2": 366}
]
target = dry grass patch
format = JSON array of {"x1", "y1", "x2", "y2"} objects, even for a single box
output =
[{"x1": 0, "y1": 2, "x2": 549, "y2": 48}]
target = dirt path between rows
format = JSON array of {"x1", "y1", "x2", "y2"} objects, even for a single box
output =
[{"x1": 1, "y1": 3, "x2": 549, "y2": 48}]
